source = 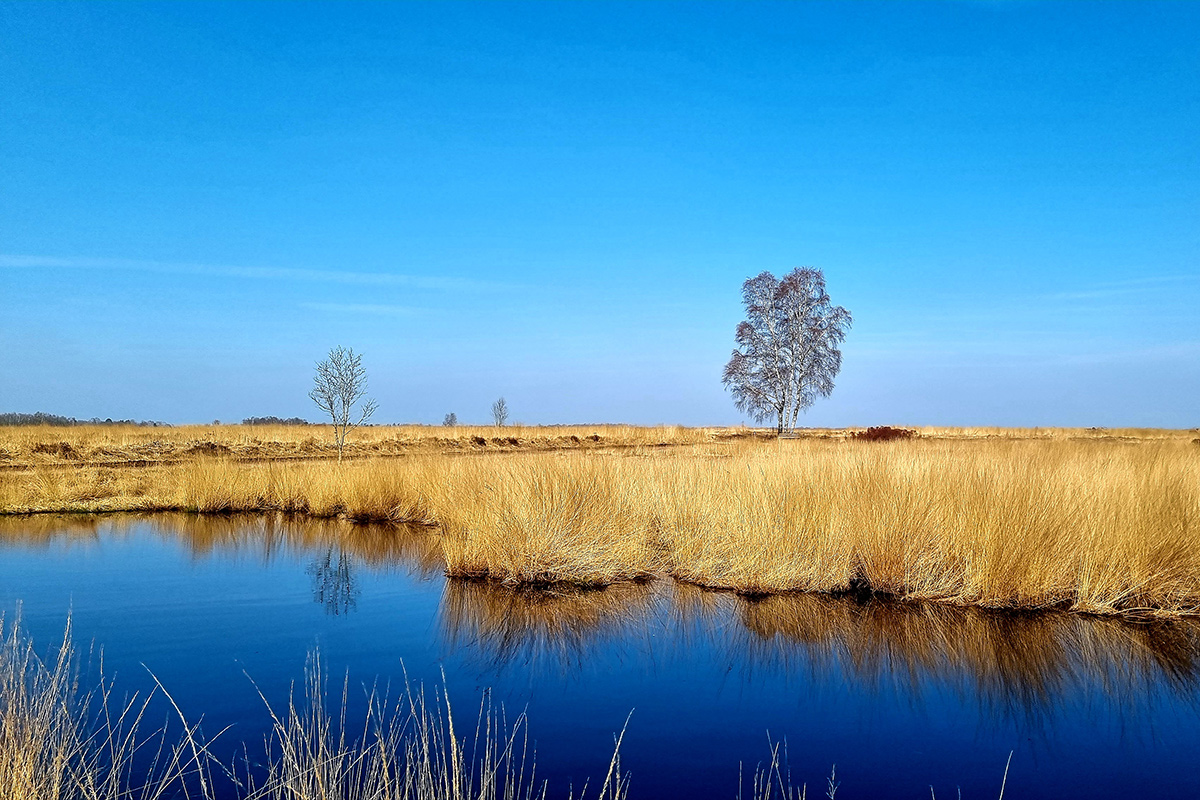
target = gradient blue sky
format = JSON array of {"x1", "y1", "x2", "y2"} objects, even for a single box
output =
[{"x1": 2, "y1": 1, "x2": 1197, "y2": 427}]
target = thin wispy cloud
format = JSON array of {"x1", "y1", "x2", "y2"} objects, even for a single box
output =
[
  {"x1": 851, "y1": 337, "x2": 1200, "y2": 368},
  {"x1": 1030, "y1": 341, "x2": 1200, "y2": 367},
  {"x1": 1043, "y1": 274, "x2": 1200, "y2": 301},
  {"x1": 0, "y1": 254, "x2": 508, "y2": 293},
  {"x1": 300, "y1": 302, "x2": 425, "y2": 316}
]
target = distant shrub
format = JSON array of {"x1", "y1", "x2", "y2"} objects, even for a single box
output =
[
  {"x1": 242, "y1": 416, "x2": 311, "y2": 426},
  {"x1": 0, "y1": 412, "x2": 167, "y2": 427},
  {"x1": 0, "y1": 412, "x2": 77, "y2": 426},
  {"x1": 851, "y1": 426, "x2": 917, "y2": 442}
]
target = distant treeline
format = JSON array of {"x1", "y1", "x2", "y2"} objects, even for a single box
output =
[
  {"x1": 242, "y1": 416, "x2": 311, "y2": 426},
  {"x1": 0, "y1": 412, "x2": 169, "y2": 427}
]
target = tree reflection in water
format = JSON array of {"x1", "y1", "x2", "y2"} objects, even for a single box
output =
[{"x1": 307, "y1": 546, "x2": 360, "y2": 615}]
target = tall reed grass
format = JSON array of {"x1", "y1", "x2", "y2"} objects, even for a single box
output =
[
  {"x1": 2, "y1": 437, "x2": 1197, "y2": 616},
  {"x1": 0, "y1": 616, "x2": 630, "y2": 800},
  {"x1": 656, "y1": 440, "x2": 1200, "y2": 615},
  {"x1": 2, "y1": 614, "x2": 1035, "y2": 800},
  {"x1": 0, "y1": 613, "x2": 208, "y2": 800},
  {"x1": 431, "y1": 456, "x2": 665, "y2": 586}
]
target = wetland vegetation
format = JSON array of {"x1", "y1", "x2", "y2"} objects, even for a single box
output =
[
  {"x1": 2, "y1": 424, "x2": 1197, "y2": 618},
  {"x1": 7, "y1": 1, "x2": 1197, "y2": 796},
  {"x1": 1, "y1": 612, "x2": 628, "y2": 800}
]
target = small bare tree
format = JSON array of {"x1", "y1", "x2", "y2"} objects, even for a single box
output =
[
  {"x1": 491, "y1": 397, "x2": 509, "y2": 427},
  {"x1": 443, "y1": 412, "x2": 458, "y2": 427},
  {"x1": 723, "y1": 268, "x2": 851, "y2": 435},
  {"x1": 309, "y1": 346, "x2": 378, "y2": 461}
]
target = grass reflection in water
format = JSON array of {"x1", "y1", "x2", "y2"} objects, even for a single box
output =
[{"x1": 3, "y1": 514, "x2": 1200, "y2": 798}]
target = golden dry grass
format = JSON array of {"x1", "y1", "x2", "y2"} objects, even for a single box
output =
[
  {"x1": 656, "y1": 439, "x2": 1200, "y2": 614},
  {"x1": 0, "y1": 422, "x2": 736, "y2": 469},
  {"x1": 0, "y1": 613, "x2": 211, "y2": 800},
  {"x1": 4, "y1": 609, "x2": 1043, "y2": 800},
  {"x1": 0, "y1": 615, "x2": 630, "y2": 800},
  {"x1": 2, "y1": 427, "x2": 1198, "y2": 616},
  {"x1": 5, "y1": 422, "x2": 1190, "y2": 469},
  {"x1": 0, "y1": 616, "x2": 79, "y2": 800},
  {"x1": 431, "y1": 455, "x2": 667, "y2": 586}
]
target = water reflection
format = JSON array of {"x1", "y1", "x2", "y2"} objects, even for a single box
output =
[
  {"x1": 440, "y1": 579, "x2": 659, "y2": 670},
  {"x1": 0, "y1": 512, "x2": 107, "y2": 542},
  {"x1": 0, "y1": 512, "x2": 444, "y2": 575},
  {"x1": 307, "y1": 547, "x2": 360, "y2": 615},
  {"x1": 440, "y1": 576, "x2": 1200, "y2": 723},
  {"x1": 728, "y1": 592, "x2": 1200, "y2": 722},
  {"x1": 2, "y1": 513, "x2": 1198, "y2": 726}
]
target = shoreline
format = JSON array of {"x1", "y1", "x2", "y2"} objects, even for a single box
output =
[
  {"x1": 4, "y1": 507, "x2": 1199, "y2": 621},
  {"x1": 2, "y1": 427, "x2": 1198, "y2": 619}
]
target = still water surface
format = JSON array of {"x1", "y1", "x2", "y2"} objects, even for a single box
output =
[{"x1": 2, "y1": 514, "x2": 1199, "y2": 798}]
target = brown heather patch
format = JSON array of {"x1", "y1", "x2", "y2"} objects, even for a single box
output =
[{"x1": 850, "y1": 425, "x2": 916, "y2": 441}]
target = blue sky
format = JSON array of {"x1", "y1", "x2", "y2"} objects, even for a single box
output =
[{"x1": 2, "y1": 1, "x2": 1197, "y2": 427}]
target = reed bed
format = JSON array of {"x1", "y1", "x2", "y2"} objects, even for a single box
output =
[
  {"x1": 1, "y1": 435, "x2": 1197, "y2": 616},
  {"x1": 430, "y1": 456, "x2": 666, "y2": 586},
  {"x1": 656, "y1": 439, "x2": 1200, "y2": 615}
]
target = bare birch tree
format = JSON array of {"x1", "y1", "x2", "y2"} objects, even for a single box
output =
[
  {"x1": 443, "y1": 412, "x2": 458, "y2": 427},
  {"x1": 722, "y1": 268, "x2": 852, "y2": 435},
  {"x1": 309, "y1": 346, "x2": 378, "y2": 461},
  {"x1": 491, "y1": 397, "x2": 509, "y2": 427}
]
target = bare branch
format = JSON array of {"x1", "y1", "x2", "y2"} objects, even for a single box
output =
[
  {"x1": 309, "y1": 346, "x2": 377, "y2": 461},
  {"x1": 491, "y1": 397, "x2": 509, "y2": 427}
]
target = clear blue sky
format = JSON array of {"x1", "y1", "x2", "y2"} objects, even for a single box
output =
[{"x1": 2, "y1": 1, "x2": 1197, "y2": 427}]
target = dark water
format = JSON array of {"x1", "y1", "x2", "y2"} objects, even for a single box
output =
[{"x1": 3, "y1": 514, "x2": 1199, "y2": 799}]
